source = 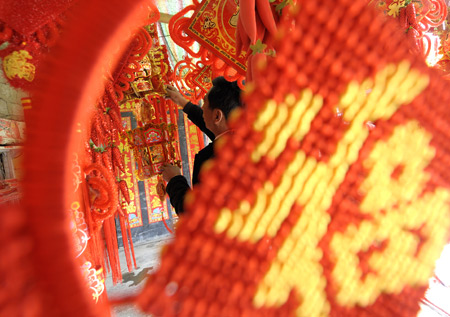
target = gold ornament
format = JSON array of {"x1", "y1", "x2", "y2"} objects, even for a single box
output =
[{"x1": 3, "y1": 50, "x2": 36, "y2": 82}]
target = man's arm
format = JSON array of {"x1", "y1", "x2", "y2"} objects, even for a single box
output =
[
  {"x1": 166, "y1": 85, "x2": 215, "y2": 140},
  {"x1": 161, "y1": 163, "x2": 189, "y2": 215},
  {"x1": 165, "y1": 175, "x2": 189, "y2": 215}
]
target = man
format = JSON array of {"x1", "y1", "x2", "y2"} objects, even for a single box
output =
[{"x1": 162, "y1": 77, "x2": 243, "y2": 214}]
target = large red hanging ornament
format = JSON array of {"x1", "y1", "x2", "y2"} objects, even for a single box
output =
[
  {"x1": 169, "y1": 0, "x2": 245, "y2": 96},
  {"x1": 123, "y1": 105, "x2": 181, "y2": 180}
]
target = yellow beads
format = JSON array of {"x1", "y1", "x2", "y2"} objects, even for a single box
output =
[
  {"x1": 330, "y1": 121, "x2": 450, "y2": 307},
  {"x1": 360, "y1": 121, "x2": 435, "y2": 214},
  {"x1": 340, "y1": 61, "x2": 429, "y2": 124},
  {"x1": 214, "y1": 208, "x2": 232, "y2": 234},
  {"x1": 331, "y1": 191, "x2": 450, "y2": 307},
  {"x1": 252, "y1": 90, "x2": 323, "y2": 162}
]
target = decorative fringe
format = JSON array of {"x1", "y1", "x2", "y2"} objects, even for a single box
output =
[{"x1": 118, "y1": 207, "x2": 136, "y2": 272}]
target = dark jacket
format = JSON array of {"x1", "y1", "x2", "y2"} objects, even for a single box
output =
[{"x1": 166, "y1": 102, "x2": 215, "y2": 214}]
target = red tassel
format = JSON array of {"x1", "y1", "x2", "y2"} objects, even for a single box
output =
[
  {"x1": 103, "y1": 244, "x2": 111, "y2": 275},
  {"x1": 119, "y1": 208, "x2": 133, "y2": 272},
  {"x1": 102, "y1": 219, "x2": 113, "y2": 278},
  {"x1": 126, "y1": 217, "x2": 137, "y2": 269},
  {"x1": 169, "y1": 100, "x2": 176, "y2": 125},
  {"x1": 109, "y1": 216, "x2": 122, "y2": 283},
  {"x1": 153, "y1": 98, "x2": 160, "y2": 124},
  {"x1": 161, "y1": 215, "x2": 173, "y2": 234},
  {"x1": 97, "y1": 234, "x2": 107, "y2": 280},
  {"x1": 161, "y1": 98, "x2": 169, "y2": 124},
  {"x1": 80, "y1": 178, "x2": 108, "y2": 280},
  {"x1": 103, "y1": 216, "x2": 122, "y2": 285}
]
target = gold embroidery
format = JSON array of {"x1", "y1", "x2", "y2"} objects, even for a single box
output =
[{"x1": 3, "y1": 50, "x2": 36, "y2": 82}]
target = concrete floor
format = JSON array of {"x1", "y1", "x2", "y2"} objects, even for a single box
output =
[{"x1": 105, "y1": 234, "x2": 174, "y2": 316}]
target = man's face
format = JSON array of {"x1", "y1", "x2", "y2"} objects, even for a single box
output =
[{"x1": 202, "y1": 91, "x2": 214, "y2": 133}]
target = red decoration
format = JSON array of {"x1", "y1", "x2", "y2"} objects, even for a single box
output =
[
  {"x1": 172, "y1": 57, "x2": 212, "y2": 104},
  {"x1": 0, "y1": 0, "x2": 74, "y2": 35},
  {"x1": 113, "y1": 27, "x2": 154, "y2": 101},
  {"x1": 123, "y1": 97, "x2": 181, "y2": 180},
  {"x1": 0, "y1": 0, "x2": 77, "y2": 90},
  {"x1": 82, "y1": 23, "x2": 163, "y2": 285},
  {"x1": 169, "y1": 0, "x2": 245, "y2": 99},
  {"x1": 118, "y1": 115, "x2": 144, "y2": 229},
  {"x1": 184, "y1": 0, "x2": 246, "y2": 75}
]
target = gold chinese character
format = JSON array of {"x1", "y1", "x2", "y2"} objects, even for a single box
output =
[{"x1": 3, "y1": 50, "x2": 36, "y2": 82}]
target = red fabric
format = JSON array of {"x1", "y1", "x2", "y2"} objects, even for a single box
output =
[{"x1": 0, "y1": 0, "x2": 75, "y2": 35}]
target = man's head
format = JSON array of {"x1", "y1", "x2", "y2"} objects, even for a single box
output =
[{"x1": 202, "y1": 76, "x2": 242, "y2": 136}]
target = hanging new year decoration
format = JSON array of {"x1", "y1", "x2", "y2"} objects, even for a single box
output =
[
  {"x1": 172, "y1": 57, "x2": 212, "y2": 104},
  {"x1": 119, "y1": 24, "x2": 182, "y2": 200},
  {"x1": 82, "y1": 13, "x2": 162, "y2": 287},
  {"x1": 168, "y1": 0, "x2": 245, "y2": 97},
  {"x1": 169, "y1": 0, "x2": 283, "y2": 94},
  {"x1": 125, "y1": 26, "x2": 173, "y2": 99},
  {"x1": 124, "y1": 98, "x2": 180, "y2": 182}
]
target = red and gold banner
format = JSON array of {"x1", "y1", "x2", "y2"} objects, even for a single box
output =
[
  {"x1": 185, "y1": 0, "x2": 246, "y2": 75},
  {"x1": 169, "y1": 0, "x2": 245, "y2": 90},
  {"x1": 120, "y1": 99, "x2": 180, "y2": 224},
  {"x1": 119, "y1": 116, "x2": 143, "y2": 228},
  {"x1": 183, "y1": 114, "x2": 203, "y2": 176},
  {"x1": 143, "y1": 177, "x2": 172, "y2": 223}
]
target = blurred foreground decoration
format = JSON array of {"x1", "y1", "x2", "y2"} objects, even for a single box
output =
[{"x1": 0, "y1": 0, "x2": 76, "y2": 90}]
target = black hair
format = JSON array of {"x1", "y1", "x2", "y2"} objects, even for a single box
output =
[{"x1": 207, "y1": 76, "x2": 243, "y2": 119}]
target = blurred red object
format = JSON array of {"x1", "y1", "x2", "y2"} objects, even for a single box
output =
[{"x1": 0, "y1": 0, "x2": 75, "y2": 35}]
